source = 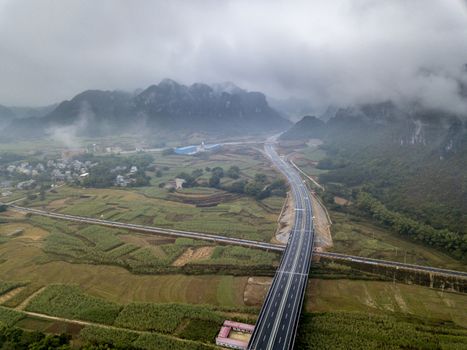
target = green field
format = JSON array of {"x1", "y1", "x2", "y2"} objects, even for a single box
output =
[
  {"x1": 18, "y1": 284, "x2": 252, "y2": 347},
  {"x1": 25, "y1": 186, "x2": 281, "y2": 242},
  {"x1": 0, "y1": 236, "x2": 252, "y2": 308},
  {"x1": 296, "y1": 311, "x2": 467, "y2": 349},
  {"x1": 0, "y1": 214, "x2": 280, "y2": 276},
  {"x1": 306, "y1": 279, "x2": 467, "y2": 328},
  {"x1": 329, "y1": 211, "x2": 467, "y2": 271}
]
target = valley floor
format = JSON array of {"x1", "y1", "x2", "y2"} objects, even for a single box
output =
[{"x1": 0, "y1": 141, "x2": 465, "y2": 349}]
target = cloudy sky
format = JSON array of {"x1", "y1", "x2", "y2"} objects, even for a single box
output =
[{"x1": 1, "y1": 0, "x2": 467, "y2": 112}]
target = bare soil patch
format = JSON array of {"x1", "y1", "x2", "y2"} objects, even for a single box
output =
[
  {"x1": 334, "y1": 196, "x2": 351, "y2": 206},
  {"x1": 172, "y1": 246, "x2": 214, "y2": 267},
  {"x1": 274, "y1": 191, "x2": 294, "y2": 244},
  {"x1": 230, "y1": 330, "x2": 251, "y2": 342},
  {"x1": 0, "y1": 210, "x2": 26, "y2": 218},
  {"x1": 243, "y1": 277, "x2": 272, "y2": 306},
  {"x1": 0, "y1": 287, "x2": 25, "y2": 304},
  {"x1": 47, "y1": 198, "x2": 69, "y2": 210},
  {"x1": 311, "y1": 193, "x2": 333, "y2": 250}
]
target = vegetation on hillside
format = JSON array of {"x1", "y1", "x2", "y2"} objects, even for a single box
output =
[
  {"x1": 355, "y1": 192, "x2": 466, "y2": 260},
  {"x1": 284, "y1": 107, "x2": 466, "y2": 260}
]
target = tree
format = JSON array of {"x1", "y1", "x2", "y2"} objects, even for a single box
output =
[
  {"x1": 209, "y1": 175, "x2": 221, "y2": 188},
  {"x1": 254, "y1": 173, "x2": 267, "y2": 183},
  {"x1": 245, "y1": 182, "x2": 263, "y2": 198},
  {"x1": 211, "y1": 167, "x2": 224, "y2": 178},
  {"x1": 226, "y1": 166, "x2": 240, "y2": 179},
  {"x1": 227, "y1": 180, "x2": 246, "y2": 193}
]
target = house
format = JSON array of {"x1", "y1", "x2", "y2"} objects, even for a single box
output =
[{"x1": 115, "y1": 175, "x2": 128, "y2": 187}]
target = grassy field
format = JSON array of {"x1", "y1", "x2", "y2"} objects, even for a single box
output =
[
  {"x1": 329, "y1": 211, "x2": 467, "y2": 271},
  {"x1": 26, "y1": 285, "x2": 122, "y2": 325},
  {"x1": 0, "y1": 230, "x2": 250, "y2": 308},
  {"x1": 306, "y1": 279, "x2": 467, "y2": 328}
]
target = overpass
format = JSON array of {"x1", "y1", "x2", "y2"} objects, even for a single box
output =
[
  {"x1": 7, "y1": 205, "x2": 467, "y2": 280},
  {"x1": 7, "y1": 204, "x2": 283, "y2": 252}
]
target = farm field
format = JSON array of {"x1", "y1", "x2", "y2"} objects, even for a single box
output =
[
  {"x1": 0, "y1": 284, "x2": 255, "y2": 348},
  {"x1": 1, "y1": 141, "x2": 466, "y2": 349},
  {"x1": 0, "y1": 217, "x2": 274, "y2": 307},
  {"x1": 305, "y1": 279, "x2": 467, "y2": 328},
  {"x1": 295, "y1": 311, "x2": 467, "y2": 350},
  {"x1": 20, "y1": 147, "x2": 284, "y2": 242},
  {"x1": 32, "y1": 187, "x2": 280, "y2": 241},
  {"x1": 0, "y1": 213, "x2": 280, "y2": 274}
]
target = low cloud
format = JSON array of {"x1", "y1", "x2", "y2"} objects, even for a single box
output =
[
  {"x1": 0, "y1": 0, "x2": 466, "y2": 114},
  {"x1": 46, "y1": 103, "x2": 94, "y2": 148}
]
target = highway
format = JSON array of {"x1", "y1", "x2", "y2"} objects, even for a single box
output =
[{"x1": 247, "y1": 142, "x2": 315, "y2": 350}]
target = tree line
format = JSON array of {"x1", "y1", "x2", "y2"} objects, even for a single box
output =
[
  {"x1": 356, "y1": 191, "x2": 467, "y2": 261},
  {"x1": 176, "y1": 165, "x2": 287, "y2": 200}
]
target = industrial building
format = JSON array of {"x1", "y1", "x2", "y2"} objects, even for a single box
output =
[{"x1": 174, "y1": 142, "x2": 221, "y2": 155}]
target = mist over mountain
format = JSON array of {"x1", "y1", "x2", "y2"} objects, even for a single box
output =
[
  {"x1": 283, "y1": 101, "x2": 466, "y2": 155},
  {"x1": 281, "y1": 101, "x2": 467, "y2": 235},
  {"x1": 0, "y1": 105, "x2": 15, "y2": 130},
  {"x1": 2, "y1": 79, "x2": 290, "y2": 139}
]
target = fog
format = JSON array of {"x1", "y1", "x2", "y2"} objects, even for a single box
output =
[{"x1": 1, "y1": 0, "x2": 467, "y2": 113}]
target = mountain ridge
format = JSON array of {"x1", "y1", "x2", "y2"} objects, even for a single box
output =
[{"x1": 2, "y1": 79, "x2": 290, "y2": 138}]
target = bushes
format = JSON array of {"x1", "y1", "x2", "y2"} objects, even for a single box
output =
[
  {"x1": 178, "y1": 319, "x2": 219, "y2": 343},
  {"x1": 0, "y1": 307, "x2": 25, "y2": 327},
  {"x1": 132, "y1": 333, "x2": 217, "y2": 350},
  {"x1": 295, "y1": 312, "x2": 467, "y2": 349},
  {"x1": 26, "y1": 285, "x2": 121, "y2": 325},
  {"x1": 79, "y1": 326, "x2": 139, "y2": 348},
  {"x1": 114, "y1": 303, "x2": 222, "y2": 334},
  {"x1": 0, "y1": 325, "x2": 71, "y2": 349}
]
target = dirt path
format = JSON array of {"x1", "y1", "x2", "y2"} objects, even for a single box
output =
[
  {"x1": 0, "y1": 287, "x2": 25, "y2": 304},
  {"x1": 17, "y1": 286, "x2": 46, "y2": 310},
  {"x1": 172, "y1": 246, "x2": 214, "y2": 266},
  {"x1": 0, "y1": 305, "x2": 215, "y2": 348}
]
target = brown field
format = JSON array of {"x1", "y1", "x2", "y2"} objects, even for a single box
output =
[{"x1": 172, "y1": 246, "x2": 215, "y2": 266}]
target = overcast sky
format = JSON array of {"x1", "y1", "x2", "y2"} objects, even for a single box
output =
[{"x1": 1, "y1": 0, "x2": 467, "y2": 113}]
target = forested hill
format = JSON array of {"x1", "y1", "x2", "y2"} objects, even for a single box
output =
[
  {"x1": 1, "y1": 79, "x2": 290, "y2": 139},
  {"x1": 282, "y1": 102, "x2": 466, "y2": 260}
]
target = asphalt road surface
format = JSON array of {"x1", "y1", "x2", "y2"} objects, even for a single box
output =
[{"x1": 247, "y1": 142, "x2": 315, "y2": 350}]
